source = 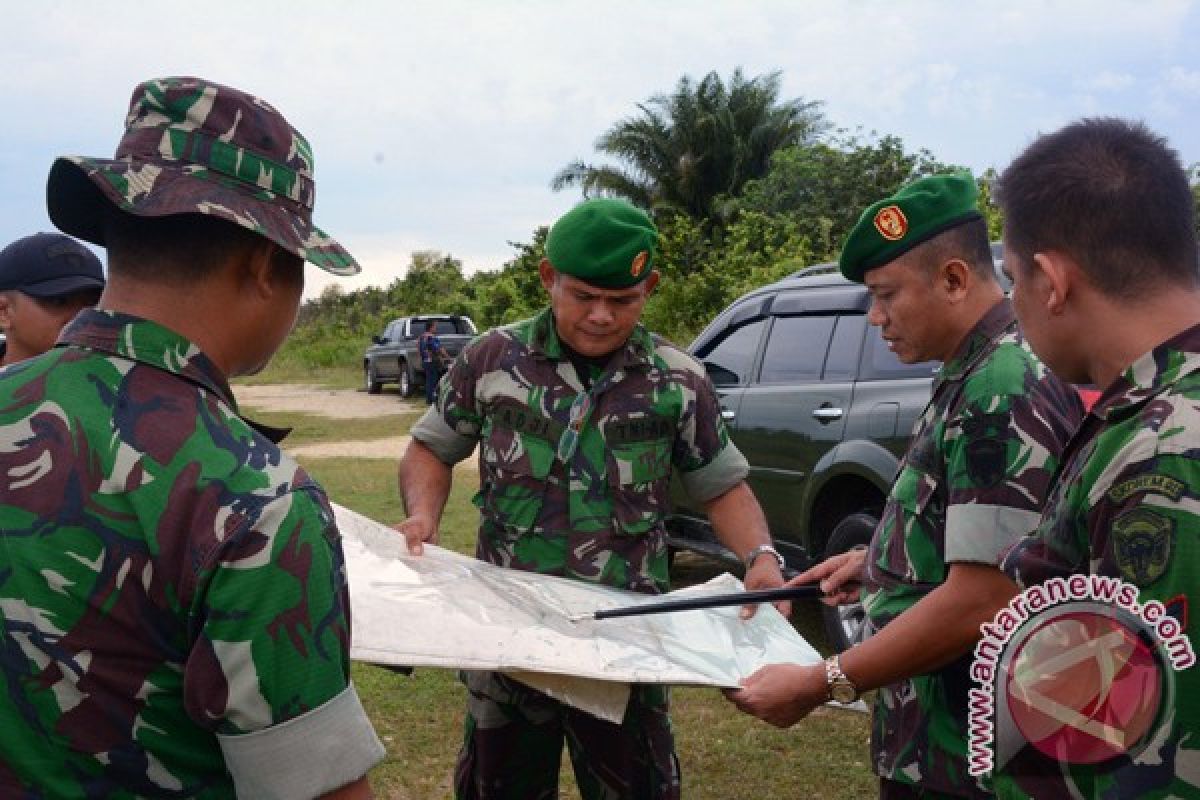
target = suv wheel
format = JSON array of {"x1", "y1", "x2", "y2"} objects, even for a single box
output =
[
  {"x1": 821, "y1": 512, "x2": 877, "y2": 653},
  {"x1": 365, "y1": 363, "x2": 382, "y2": 395},
  {"x1": 398, "y1": 362, "x2": 415, "y2": 398}
]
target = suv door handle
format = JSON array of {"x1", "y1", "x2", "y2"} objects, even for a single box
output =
[
  {"x1": 721, "y1": 409, "x2": 736, "y2": 421},
  {"x1": 812, "y1": 405, "x2": 844, "y2": 423}
]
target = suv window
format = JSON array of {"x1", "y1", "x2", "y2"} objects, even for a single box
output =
[
  {"x1": 759, "y1": 315, "x2": 836, "y2": 384},
  {"x1": 700, "y1": 317, "x2": 767, "y2": 386},
  {"x1": 823, "y1": 314, "x2": 866, "y2": 381}
]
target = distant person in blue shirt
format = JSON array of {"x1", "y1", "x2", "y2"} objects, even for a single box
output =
[{"x1": 418, "y1": 319, "x2": 449, "y2": 405}]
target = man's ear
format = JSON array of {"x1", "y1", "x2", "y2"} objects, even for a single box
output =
[
  {"x1": 938, "y1": 258, "x2": 971, "y2": 303},
  {"x1": 0, "y1": 293, "x2": 12, "y2": 331},
  {"x1": 1031, "y1": 251, "x2": 1072, "y2": 314},
  {"x1": 242, "y1": 239, "x2": 282, "y2": 300},
  {"x1": 642, "y1": 270, "x2": 661, "y2": 295},
  {"x1": 538, "y1": 259, "x2": 557, "y2": 293}
]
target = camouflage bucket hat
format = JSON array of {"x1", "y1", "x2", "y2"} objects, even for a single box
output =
[{"x1": 46, "y1": 76, "x2": 359, "y2": 275}]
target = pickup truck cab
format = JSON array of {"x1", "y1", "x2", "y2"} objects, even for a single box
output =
[{"x1": 363, "y1": 315, "x2": 477, "y2": 397}]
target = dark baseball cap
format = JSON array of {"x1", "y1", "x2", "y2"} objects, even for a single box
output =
[{"x1": 0, "y1": 232, "x2": 106, "y2": 298}]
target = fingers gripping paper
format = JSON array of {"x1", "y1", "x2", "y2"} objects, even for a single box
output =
[{"x1": 337, "y1": 504, "x2": 821, "y2": 721}]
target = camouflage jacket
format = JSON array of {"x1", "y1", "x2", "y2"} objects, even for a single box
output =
[
  {"x1": 997, "y1": 322, "x2": 1200, "y2": 799},
  {"x1": 862, "y1": 300, "x2": 1083, "y2": 797},
  {"x1": 411, "y1": 308, "x2": 748, "y2": 594},
  {"x1": 0, "y1": 310, "x2": 382, "y2": 798}
]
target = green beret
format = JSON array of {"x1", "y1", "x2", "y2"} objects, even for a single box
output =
[
  {"x1": 546, "y1": 198, "x2": 658, "y2": 288},
  {"x1": 839, "y1": 171, "x2": 983, "y2": 283}
]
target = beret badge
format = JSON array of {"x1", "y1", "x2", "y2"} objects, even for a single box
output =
[
  {"x1": 873, "y1": 205, "x2": 908, "y2": 241},
  {"x1": 631, "y1": 251, "x2": 648, "y2": 278}
]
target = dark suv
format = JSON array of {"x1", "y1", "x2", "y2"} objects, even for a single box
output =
[{"x1": 666, "y1": 264, "x2": 939, "y2": 650}]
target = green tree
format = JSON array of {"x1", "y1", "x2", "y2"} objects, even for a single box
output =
[
  {"x1": 735, "y1": 132, "x2": 952, "y2": 261},
  {"x1": 469, "y1": 228, "x2": 549, "y2": 328},
  {"x1": 552, "y1": 69, "x2": 825, "y2": 219}
]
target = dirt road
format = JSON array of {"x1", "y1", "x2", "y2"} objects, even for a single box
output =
[{"x1": 233, "y1": 384, "x2": 417, "y2": 459}]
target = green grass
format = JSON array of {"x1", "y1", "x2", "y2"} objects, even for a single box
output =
[
  {"x1": 245, "y1": 396, "x2": 875, "y2": 799},
  {"x1": 236, "y1": 362, "x2": 364, "y2": 388},
  {"x1": 243, "y1": 409, "x2": 419, "y2": 449}
]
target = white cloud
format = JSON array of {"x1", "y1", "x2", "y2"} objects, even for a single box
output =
[
  {"x1": 1087, "y1": 71, "x2": 1136, "y2": 91},
  {"x1": 4, "y1": 0, "x2": 1200, "y2": 298}
]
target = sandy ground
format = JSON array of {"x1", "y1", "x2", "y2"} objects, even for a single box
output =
[
  {"x1": 232, "y1": 384, "x2": 476, "y2": 463},
  {"x1": 234, "y1": 384, "x2": 419, "y2": 419}
]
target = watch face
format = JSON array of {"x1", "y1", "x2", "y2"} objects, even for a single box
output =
[{"x1": 831, "y1": 682, "x2": 857, "y2": 704}]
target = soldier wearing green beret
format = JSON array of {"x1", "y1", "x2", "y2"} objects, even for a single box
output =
[
  {"x1": 992, "y1": 119, "x2": 1200, "y2": 799},
  {"x1": 396, "y1": 197, "x2": 787, "y2": 800},
  {"x1": 726, "y1": 173, "x2": 1084, "y2": 799}
]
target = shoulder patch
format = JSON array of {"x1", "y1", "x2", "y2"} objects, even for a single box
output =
[
  {"x1": 1112, "y1": 509, "x2": 1174, "y2": 586},
  {"x1": 1107, "y1": 474, "x2": 1186, "y2": 505},
  {"x1": 962, "y1": 412, "x2": 1010, "y2": 488}
]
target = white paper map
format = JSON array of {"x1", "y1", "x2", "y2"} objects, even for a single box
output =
[{"x1": 337, "y1": 504, "x2": 821, "y2": 720}]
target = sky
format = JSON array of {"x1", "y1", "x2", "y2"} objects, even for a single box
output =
[{"x1": 4, "y1": 0, "x2": 1200, "y2": 299}]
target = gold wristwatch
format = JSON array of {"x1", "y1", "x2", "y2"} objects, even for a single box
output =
[{"x1": 824, "y1": 655, "x2": 860, "y2": 704}]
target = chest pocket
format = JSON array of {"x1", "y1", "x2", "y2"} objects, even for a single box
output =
[
  {"x1": 879, "y1": 463, "x2": 947, "y2": 586},
  {"x1": 605, "y1": 414, "x2": 675, "y2": 535},
  {"x1": 477, "y1": 402, "x2": 561, "y2": 532}
]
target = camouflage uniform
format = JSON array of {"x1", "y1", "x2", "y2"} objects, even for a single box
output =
[
  {"x1": 0, "y1": 310, "x2": 384, "y2": 798},
  {"x1": 411, "y1": 307, "x2": 748, "y2": 800},
  {"x1": 862, "y1": 300, "x2": 1083, "y2": 797},
  {"x1": 997, "y1": 323, "x2": 1200, "y2": 799}
]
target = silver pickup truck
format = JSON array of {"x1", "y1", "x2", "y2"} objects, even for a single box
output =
[{"x1": 363, "y1": 315, "x2": 477, "y2": 397}]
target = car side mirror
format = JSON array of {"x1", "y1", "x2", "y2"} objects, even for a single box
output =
[{"x1": 372, "y1": 335, "x2": 384, "y2": 345}]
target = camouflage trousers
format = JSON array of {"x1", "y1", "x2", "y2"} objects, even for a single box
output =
[{"x1": 454, "y1": 671, "x2": 681, "y2": 800}]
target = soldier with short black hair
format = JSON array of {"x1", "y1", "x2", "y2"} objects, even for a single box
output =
[
  {"x1": 996, "y1": 117, "x2": 1200, "y2": 798},
  {"x1": 726, "y1": 172, "x2": 1084, "y2": 799},
  {"x1": 397, "y1": 197, "x2": 787, "y2": 800},
  {"x1": 0, "y1": 76, "x2": 384, "y2": 798}
]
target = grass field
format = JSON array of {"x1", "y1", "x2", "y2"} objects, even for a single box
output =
[{"x1": 241, "y1": 401, "x2": 877, "y2": 799}]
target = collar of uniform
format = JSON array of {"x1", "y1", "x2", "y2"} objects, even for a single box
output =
[
  {"x1": 936, "y1": 298, "x2": 1017, "y2": 385},
  {"x1": 60, "y1": 308, "x2": 242, "y2": 418},
  {"x1": 1089, "y1": 320, "x2": 1200, "y2": 421},
  {"x1": 529, "y1": 307, "x2": 656, "y2": 369}
]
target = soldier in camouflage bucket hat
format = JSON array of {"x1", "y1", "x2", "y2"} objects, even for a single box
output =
[
  {"x1": 46, "y1": 75, "x2": 358, "y2": 275},
  {"x1": 0, "y1": 76, "x2": 383, "y2": 798},
  {"x1": 727, "y1": 174, "x2": 1083, "y2": 799},
  {"x1": 995, "y1": 119, "x2": 1200, "y2": 798},
  {"x1": 395, "y1": 197, "x2": 788, "y2": 800}
]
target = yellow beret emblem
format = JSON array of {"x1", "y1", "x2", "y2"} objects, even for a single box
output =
[
  {"x1": 631, "y1": 250, "x2": 648, "y2": 278},
  {"x1": 873, "y1": 205, "x2": 909, "y2": 241}
]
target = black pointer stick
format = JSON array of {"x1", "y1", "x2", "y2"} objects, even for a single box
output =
[{"x1": 567, "y1": 584, "x2": 826, "y2": 622}]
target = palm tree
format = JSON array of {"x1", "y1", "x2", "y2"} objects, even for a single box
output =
[{"x1": 552, "y1": 69, "x2": 826, "y2": 219}]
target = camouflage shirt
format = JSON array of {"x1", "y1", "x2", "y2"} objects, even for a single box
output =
[
  {"x1": 0, "y1": 310, "x2": 383, "y2": 798},
  {"x1": 863, "y1": 300, "x2": 1083, "y2": 797},
  {"x1": 411, "y1": 308, "x2": 748, "y2": 594},
  {"x1": 997, "y1": 322, "x2": 1200, "y2": 800}
]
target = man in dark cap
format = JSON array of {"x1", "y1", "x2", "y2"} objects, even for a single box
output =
[
  {"x1": 994, "y1": 118, "x2": 1200, "y2": 799},
  {"x1": 0, "y1": 232, "x2": 104, "y2": 366},
  {"x1": 726, "y1": 173, "x2": 1083, "y2": 799},
  {"x1": 396, "y1": 196, "x2": 786, "y2": 800},
  {"x1": 0, "y1": 77, "x2": 383, "y2": 798}
]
